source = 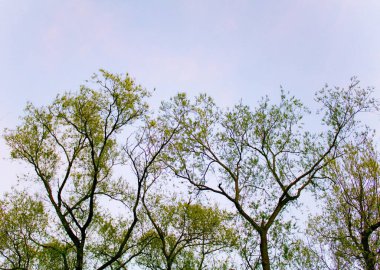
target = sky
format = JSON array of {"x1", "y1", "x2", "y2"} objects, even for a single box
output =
[{"x1": 1, "y1": 0, "x2": 380, "y2": 192}]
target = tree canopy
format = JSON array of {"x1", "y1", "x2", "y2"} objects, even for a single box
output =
[{"x1": 1, "y1": 71, "x2": 379, "y2": 270}]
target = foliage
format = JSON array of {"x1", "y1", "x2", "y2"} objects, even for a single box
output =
[
  {"x1": 306, "y1": 136, "x2": 380, "y2": 270},
  {"x1": 137, "y1": 197, "x2": 237, "y2": 270},
  {"x1": 160, "y1": 79, "x2": 377, "y2": 269},
  {"x1": 0, "y1": 191, "x2": 48, "y2": 269},
  {"x1": 2, "y1": 72, "x2": 379, "y2": 270},
  {"x1": 4, "y1": 70, "x2": 151, "y2": 269}
]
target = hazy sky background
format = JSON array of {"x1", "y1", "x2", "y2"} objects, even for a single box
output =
[{"x1": 1, "y1": 0, "x2": 380, "y2": 193}]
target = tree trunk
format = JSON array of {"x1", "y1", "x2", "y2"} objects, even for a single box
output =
[
  {"x1": 259, "y1": 230, "x2": 271, "y2": 270},
  {"x1": 361, "y1": 232, "x2": 375, "y2": 270},
  {"x1": 76, "y1": 244, "x2": 84, "y2": 270},
  {"x1": 63, "y1": 253, "x2": 69, "y2": 270}
]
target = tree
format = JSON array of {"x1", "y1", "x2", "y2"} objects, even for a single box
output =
[
  {"x1": 4, "y1": 70, "x2": 173, "y2": 269},
  {"x1": 237, "y1": 216, "x2": 312, "y2": 270},
  {"x1": 0, "y1": 191, "x2": 48, "y2": 270},
  {"x1": 161, "y1": 79, "x2": 377, "y2": 269},
  {"x1": 137, "y1": 196, "x2": 237, "y2": 270},
  {"x1": 306, "y1": 136, "x2": 380, "y2": 270}
]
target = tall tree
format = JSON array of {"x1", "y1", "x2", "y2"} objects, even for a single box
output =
[
  {"x1": 4, "y1": 70, "x2": 167, "y2": 269},
  {"x1": 307, "y1": 136, "x2": 380, "y2": 270},
  {"x1": 161, "y1": 79, "x2": 377, "y2": 269}
]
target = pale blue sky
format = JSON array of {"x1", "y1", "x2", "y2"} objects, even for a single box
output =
[{"x1": 1, "y1": 0, "x2": 380, "y2": 191}]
